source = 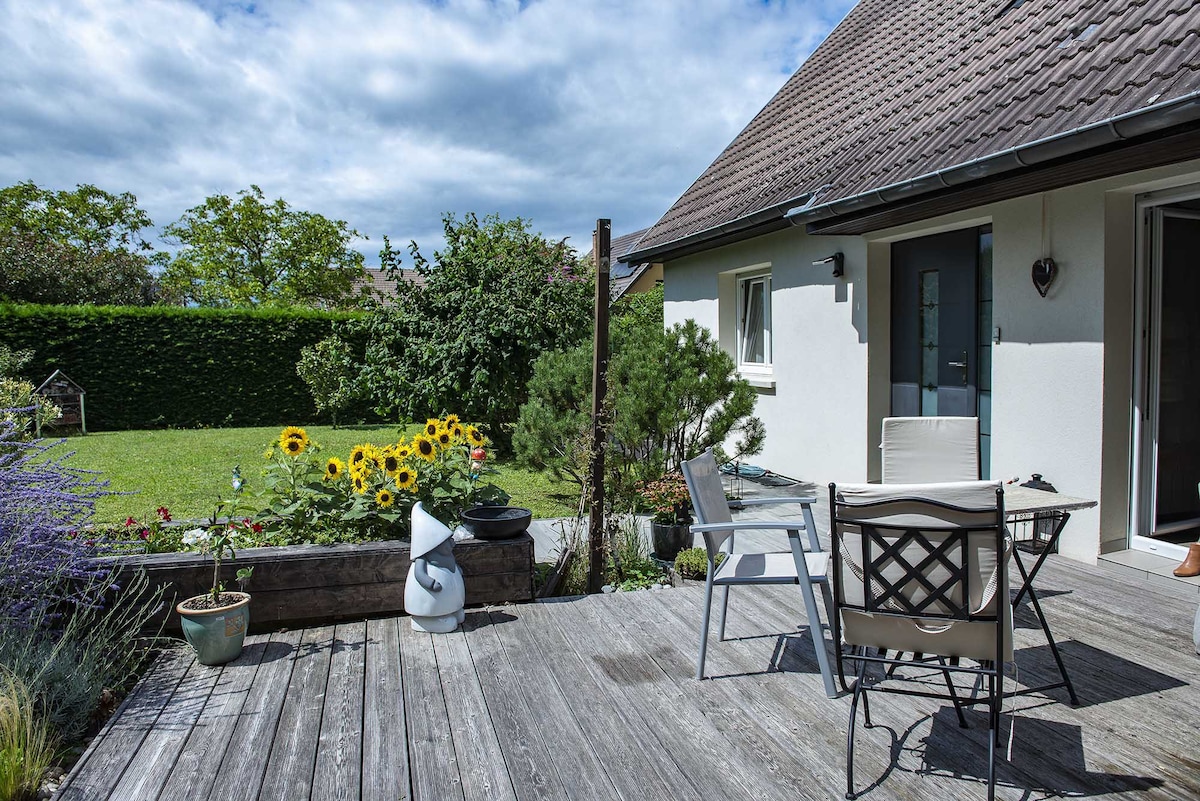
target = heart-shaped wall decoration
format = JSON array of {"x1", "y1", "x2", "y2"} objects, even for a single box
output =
[{"x1": 1032, "y1": 257, "x2": 1057, "y2": 298}]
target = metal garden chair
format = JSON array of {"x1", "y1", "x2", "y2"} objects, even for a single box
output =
[{"x1": 681, "y1": 448, "x2": 837, "y2": 698}]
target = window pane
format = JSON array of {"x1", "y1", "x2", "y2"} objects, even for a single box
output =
[{"x1": 741, "y1": 279, "x2": 765, "y2": 364}]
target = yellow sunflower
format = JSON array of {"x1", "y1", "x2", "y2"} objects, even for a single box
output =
[
  {"x1": 324, "y1": 457, "x2": 345, "y2": 481},
  {"x1": 382, "y1": 451, "x2": 401, "y2": 476},
  {"x1": 395, "y1": 468, "x2": 416, "y2": 491},
  {"x1": 395, "y1": 444, "x2": 412, "y2": 460},
  {"x1": 282, "y1": 436, "x2": 307, "y2": 456},
  {"x1": 435, "y1": 427, "x2": 453, "y2": 447},
  {"x1": 451, "y1": 423, "x2": 464, "y2": 441},
  {"x1": 352, "y1": 474, "x2": 367, "y2": 494},
  {"x1": 376, "y1": 488, "x2": 394, "y2": 508},
  {"x1": 465, "y1": 426, "x2": 485, "y2": 446},
  {"x1": 413, "y1": 434, "x2": 437, "y2": 462},
  {"x1": 444, "y1": 413, "x2": 460, "y2": 426},
  {"x1": 279, "y1": 426, "x2": 310, "y2": 448},
  {"x1": 424, "y1": 418, "x2": 441, "y2": 437},
  {"x1": 349, "y1": 444, "x2": 369, "y2": 468}
]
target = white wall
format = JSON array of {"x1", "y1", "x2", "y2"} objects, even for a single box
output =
[{"x1": 663, "y1": 157, "x2": 1200, "y2": 563}]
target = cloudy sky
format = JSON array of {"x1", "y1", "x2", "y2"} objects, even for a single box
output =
[{"x1": 0, "y1": 0, "x2": 853, "y2": 265}]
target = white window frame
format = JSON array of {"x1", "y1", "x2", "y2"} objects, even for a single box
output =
[{"x1": 736, "y1": 271, "x2": 772, "y2": 374}]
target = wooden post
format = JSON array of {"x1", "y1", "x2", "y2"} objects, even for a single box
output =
[{"x1": 588, "y1": 219, "x2": 611, "y2": 594}]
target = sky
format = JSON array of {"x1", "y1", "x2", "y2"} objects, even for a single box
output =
[{"x1": 0, "y1": 0, "x2": 854, "y2": 266}]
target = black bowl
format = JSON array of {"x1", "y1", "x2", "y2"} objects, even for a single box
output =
[{"x1": 460, "y1": 506, "x2": 533, "y2": 540}]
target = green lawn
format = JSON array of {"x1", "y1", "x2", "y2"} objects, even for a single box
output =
[{"x1": 49, "y1": 424, "x2": 580, "y2": 524}]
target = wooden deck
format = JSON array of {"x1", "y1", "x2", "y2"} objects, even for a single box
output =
[{"x1": 58, "y1": 554, "x2": 1200, "y2": 801}]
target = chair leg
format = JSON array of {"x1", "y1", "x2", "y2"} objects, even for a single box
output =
[
  {"x1": 696, "y1": 574, "x2": 716, "y2": 680},
  {"x1": 938, "y1": 656, "x2": 968, "y2": 728},
  {"x1": 819, "y1": 579, "x2": 835, "y2": 629},
  {"x1": 987, "y1": 672, "x2": 998, "y2": 801},
  {"x1": 800, "y1": 577, "x2": 839, "y2": 698},
  {"x1": 846, "y1": 655, "x2": 868, "y2": 800},
  {"x1": 718, "y1": 584, "x2": 731, "y2": 640}
]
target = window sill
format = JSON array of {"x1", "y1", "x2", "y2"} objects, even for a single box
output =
[{"x1": 738, "y1": 369, "x2": 775, "y2": 391}]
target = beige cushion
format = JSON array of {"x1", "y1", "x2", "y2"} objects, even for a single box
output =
[{"x1": 881, "y1": 416, "x2": 979, "y2": 483}]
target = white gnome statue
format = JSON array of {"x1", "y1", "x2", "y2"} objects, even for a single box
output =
[{"x1": 405, "y1": 502, "x2": 466, "y2": 633}]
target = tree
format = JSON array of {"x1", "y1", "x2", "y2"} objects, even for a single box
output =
[
  {"x1": 0, "y1": 181, "x2": 160, "y2": 305},
  {"x1": 514, "y1": 317, "x2": 765, "y2": 502},
  {"x1": 296, "y1": 335, "x2": 360, "y2": 427},
  {"x1": 355, "y1": 212, "x2": 594, "y2": 446},
  {"x1": 160, "y1": 185, "x2": 370, "y2": 308}
]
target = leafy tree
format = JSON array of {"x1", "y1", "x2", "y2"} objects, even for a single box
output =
[
  {"x1": 296, "y1": 335, "x2": 360, "y2": 427},
  {"x1": 514, "y1": 317, "x2": 764, "y2": 502},
  {"x1": 0, "y1": 181, "x2": 160, "y2": 305},
  {"x1": 355, "y1": 212, "x2": 594, "y2": 446},
  {"x1": 160, "y1": 185, "x2": 370, "y2": 308}
]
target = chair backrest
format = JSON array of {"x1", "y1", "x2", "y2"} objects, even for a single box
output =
[
  {"x1": 680, "y1": 448, "x2": 734, "y2": 551},
  {"x1": 830, "y1": 480, "x2": 1010, "y2": 661},
  {"x1": 880, "y1": 416, "x2": 980, "y2": 484}
]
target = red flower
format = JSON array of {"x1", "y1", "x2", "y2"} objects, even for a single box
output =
[
  {"x1": 139, "y1": 528, "x2": 150, "y2": 540},
  {"x1": 252, "y1": 523, "x2": 263, "y2": 534},
  {"x1": 242, "y1": 518, "x2": 252, "y2": 526},
  {"x1": 157, "y1": 506, "x2": 172, "y2": 522},
  {"x1": 124, "y1": 517, "x2": 136, "y2": 527}
]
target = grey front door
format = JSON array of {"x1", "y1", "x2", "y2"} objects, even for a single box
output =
[{"x1": 891, "y1": 227, "x2": 981, "y2": 418}]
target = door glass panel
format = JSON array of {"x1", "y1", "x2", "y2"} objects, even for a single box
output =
[
  {"x1": 977, "y1": 228, "x2": 993, "y2": 478},
  {"x1": 919, "y1": 270, "x2": 939, "y2": 415}
]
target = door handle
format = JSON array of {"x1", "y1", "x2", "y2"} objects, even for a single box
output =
[
  {"x1": 947, "y1": 360, "x2": 967, "y2": 368},
  {"x1": 948, "y1": 350, "x2": 968, "y2": 386}
]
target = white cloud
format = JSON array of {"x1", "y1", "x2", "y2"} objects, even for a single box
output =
[{"x1": 0, "y1": 0, "x2": 853, "y2": 260}]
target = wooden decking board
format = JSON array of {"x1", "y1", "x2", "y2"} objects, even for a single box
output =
[
  {"x1": 398, "y1": 617, "x2": 465, "y2": 801},
  {"x1": 520, "y1": 600, "x2": 698, "y2": 801},
  {"x1": 208, "y1": 628, "x2": 304, "y2": 801},
  {"x1": 57, "y1": 647, "x2": 192, "y2": 801},
  {"x1": 484, "y1": 607, "x2": 622, "y2": 801},
  {"x1": 362, "y1": 617, "x2": 410, "y2": 801},
  {"x1": 60, "y1": 553, "x2": 1200, "y2": 801},
  {"x1": 313, "y1": 622, "x2": 367, "y2": 801},
  {"x1": 432, "y1": 625, "x2": 519, "y2": 801},
  {"x1": 157, "y1": 635, "x2": 272, "y2": 801},
  {"x1": 459, "y1": 613, "x2": 571, "y2": 801}
]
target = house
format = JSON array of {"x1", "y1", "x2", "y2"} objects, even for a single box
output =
[
  {"x1": 624, "y1": 0, "x2": 1200, "y2": 565},
  {"x1": 608, "y1": 228, "x2": 662, "y2": 301},
  {"x1": 350, "y1": 267, "x2": 426, "y2": 305}
]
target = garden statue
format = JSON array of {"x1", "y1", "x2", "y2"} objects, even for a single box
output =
[{"x1": 405, "y1": 502, "x2": 465, "y2": 632}]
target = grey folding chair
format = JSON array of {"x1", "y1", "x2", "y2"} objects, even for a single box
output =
[
  {"x1": 681, "y1": 448, "x2": 837, "y2": 698},
  {"x1": 881, "y1": 416, "x2": 980, "y2": 483},
  {"x1": 830, "y1": 480, "x2": 1012, "y2": 801}
]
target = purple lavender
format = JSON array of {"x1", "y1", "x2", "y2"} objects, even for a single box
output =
[{"x1": 0, "y1": 412, "x2": 112, "y2": 625}]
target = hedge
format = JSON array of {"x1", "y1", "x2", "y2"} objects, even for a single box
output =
[{"x1": 0, "y1": 304, "x2": 378, "y2": 431}]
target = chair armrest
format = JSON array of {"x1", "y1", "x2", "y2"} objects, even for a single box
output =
[
  {"x1": 691, "y1": 520, "x2": 809, "y2": 533},
  {"x1": 728, "y1": 497, "x2": 816, "y2": 510}
]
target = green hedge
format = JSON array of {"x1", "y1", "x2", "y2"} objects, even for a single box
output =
[{"x1": 0, "y1": 304, "x2": 376, "y2": 431}]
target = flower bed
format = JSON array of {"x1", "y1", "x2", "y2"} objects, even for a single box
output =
[{"x1": 111, "y1": 533, "x2": 534, "y2": 632}]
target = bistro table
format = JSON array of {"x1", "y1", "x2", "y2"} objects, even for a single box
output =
[{"x1": 1002, "y1": 483, "x2": 1097, "y2": 705}]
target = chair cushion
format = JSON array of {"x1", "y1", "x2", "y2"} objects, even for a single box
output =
[
  {"x1": 713, "y1": 551, "x2": 829, "y2": 585},
  {"x1": 881, "y1": 416, "x2": 979, "y2": 483}
]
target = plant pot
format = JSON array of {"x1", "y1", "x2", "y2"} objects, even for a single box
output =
[
  {"x1": 177, "y1": 592, "x2": 250, "y2": 666},
  {"x1": 460, "y1": 506, "x2": 533, "y2": 540},
  {"x1": 651, "y1": 522, "x2": 692, "y2": 561}
]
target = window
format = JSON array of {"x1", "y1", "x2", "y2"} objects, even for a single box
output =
[{"x1": 737, "y1": 273, "x2": 771, "y2": 371}]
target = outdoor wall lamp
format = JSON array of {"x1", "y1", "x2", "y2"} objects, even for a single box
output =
[{"x1": 813, "y1": 252, "x2": 844, "y2": 278}]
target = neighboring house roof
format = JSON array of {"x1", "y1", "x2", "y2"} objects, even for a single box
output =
[
  {"x1": 585, "y1": 227, "x2": 660, "y2": 300},
  {"x1": 628, "y1": 0, "x2": 1200, "y2": 261},
  {"x1": 352, "y1": 268, "x2": 426, "y2": 303}
]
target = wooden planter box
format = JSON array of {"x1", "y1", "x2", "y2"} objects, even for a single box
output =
[{"x1": 112, "y1": 534, "x2": 534, "y2": 632}]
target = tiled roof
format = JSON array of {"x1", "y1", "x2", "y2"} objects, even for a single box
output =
[
  {"x1": 635, "y1": 0, "x2": 1200, "y2": 254},
  {"x1": 352, "y1": 268, "x2": 425, "y2": 302}
]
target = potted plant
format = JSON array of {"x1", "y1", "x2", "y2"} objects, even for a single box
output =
[
  {"x1": 640, "y1": 472, "x2": 694, "y2": 561},
  {"x1": 176, "y1": 515, "x2": 256, "y2": 666}
]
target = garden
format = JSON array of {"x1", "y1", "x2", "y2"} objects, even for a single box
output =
[{"x1": 0, "y1": 210, "x2": 768, "y2": 801}]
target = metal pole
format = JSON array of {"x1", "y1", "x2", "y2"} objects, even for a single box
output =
[{"x1": 587, "y1": 219, "x2": 611, "y2": 594}]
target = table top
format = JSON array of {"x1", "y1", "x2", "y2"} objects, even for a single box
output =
[{"x1": 1002, "y1": 483, "x2": 1097, "y2": 516}]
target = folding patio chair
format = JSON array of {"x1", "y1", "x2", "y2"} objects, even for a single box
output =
[
  {"x1": 830, "y1": 480, "x2": 1012, "y2": 800},
  {"x1": 681, "y1": 448, "x2": 837, "y2": 698},
  {"x1": 881, "y1": 416, "x2": 980, "y2": 483}
]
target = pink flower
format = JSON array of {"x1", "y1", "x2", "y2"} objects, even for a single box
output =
[{"x1": 139, "y1": 528, "x2": 150, "y2": 540}]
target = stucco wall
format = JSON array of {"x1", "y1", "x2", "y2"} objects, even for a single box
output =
[{"x1": 662, "y1": 157, "x2": 1200, "y2": 563}]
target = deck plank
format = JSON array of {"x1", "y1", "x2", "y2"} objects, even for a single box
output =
[
  {"x1": 257, "y1": 625, "x2": 336, "y2": 801},
  {"x1": 362, "y1": 617, "x2": 410, "y2": 801},
  {"x1": 313, "y1": 621, "x2": 367, "y2": 801},
  {"x1": 399, "y1": 617, "x2": 465, "y2": 801}
]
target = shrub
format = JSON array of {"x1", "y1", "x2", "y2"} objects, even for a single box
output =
[
  {"x1": 296, "y1": 335, "x2": 360, "y2": 428},
  {"x1": 674, "y1": 547, "x2": 723, "y2": 580},
  {"x1": 0, "y1": 346, "x2": 59, "y2": 441},
  {"x1": 0, "y1": 671, "x2": 55, "y2": 801}
]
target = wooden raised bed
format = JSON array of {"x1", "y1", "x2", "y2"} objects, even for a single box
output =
[{"x1": 113, "y1": 533, "x2": 534, "y2": 632}]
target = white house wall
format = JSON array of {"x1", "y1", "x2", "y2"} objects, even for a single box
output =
[{"x1": 662, "y1": 157, "x2": 1200, "y2": 564}]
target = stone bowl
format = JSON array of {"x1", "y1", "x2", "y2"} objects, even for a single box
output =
[{"x1": 460, "y1": 506, "x2": 533, "y2": 540}]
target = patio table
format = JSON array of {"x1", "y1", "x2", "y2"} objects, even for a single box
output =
[{"x1": 1002, "y1": 483, "x2": 1097, "y2": 705}]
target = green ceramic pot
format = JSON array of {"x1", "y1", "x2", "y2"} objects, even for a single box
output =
[{"x1": 177, "y1": 592, "x2": 250, "y2": 666}]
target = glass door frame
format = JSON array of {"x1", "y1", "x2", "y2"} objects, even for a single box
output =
[{"x1": 1130, "y1": 185, "x2": 1200, "y2": 559}]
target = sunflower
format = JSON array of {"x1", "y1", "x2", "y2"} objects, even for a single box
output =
[
  {"x1": 424, "y1": 418, "x2": 441, "y2": 437},
  {"x1": 376, "y1": 488, "x2": 395, "y2": 508},
  {"x1": 435, "y1": 427, "x2": 453, "y2": 447},
  {"x1": 279, "y1": 426, "x2": 310, "y2": 448},
  {"x1": 352, "y1": 474, "x2": 367, "y2": 494},
  {"x1": 324, "y1": 457, "x2": 345, "y2": 481},
  {"x1": 450, "y1": 423, "x2": 464, "y2": 441},
  {"x1": 413, "y1": 434, "x2": 437, "y2": 462},
  {"x1": 465, "y1": 426, "x2": 485, "y2": 446},
  {"x1": 395, "y1": 444, "x2": 412, "y2": 460},
  {"x1": 395, "y1": 468, "x2": 416, "y2": 491},
  {"x1": 349, "y1": 444, "x2": 372, "y2": 473},
  {"x1": 382, "y1": 451, "x2": 401, "y2": 476},
  {"x1": 444, "y1": 413, "x2": 460, "y2": 426},
  {"x1": 282, "y1": 436, "x2": 307, "y2": 456}
]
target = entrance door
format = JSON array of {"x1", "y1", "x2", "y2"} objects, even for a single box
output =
[
  {"x1": 891, "y1": 226, "x2": 992, "y2": 474},
  {"x1": 1133, "y1": 200, "x2": 1200, "y2": 558}
]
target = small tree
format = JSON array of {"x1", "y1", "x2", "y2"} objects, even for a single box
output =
[{"x1": 296, "y1": 335, "x2": 359, "y2": 427}]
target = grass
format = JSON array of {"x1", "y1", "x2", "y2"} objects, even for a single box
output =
[{"x1": 47, "y1": 424, "x2": 580, "y2": 524}]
